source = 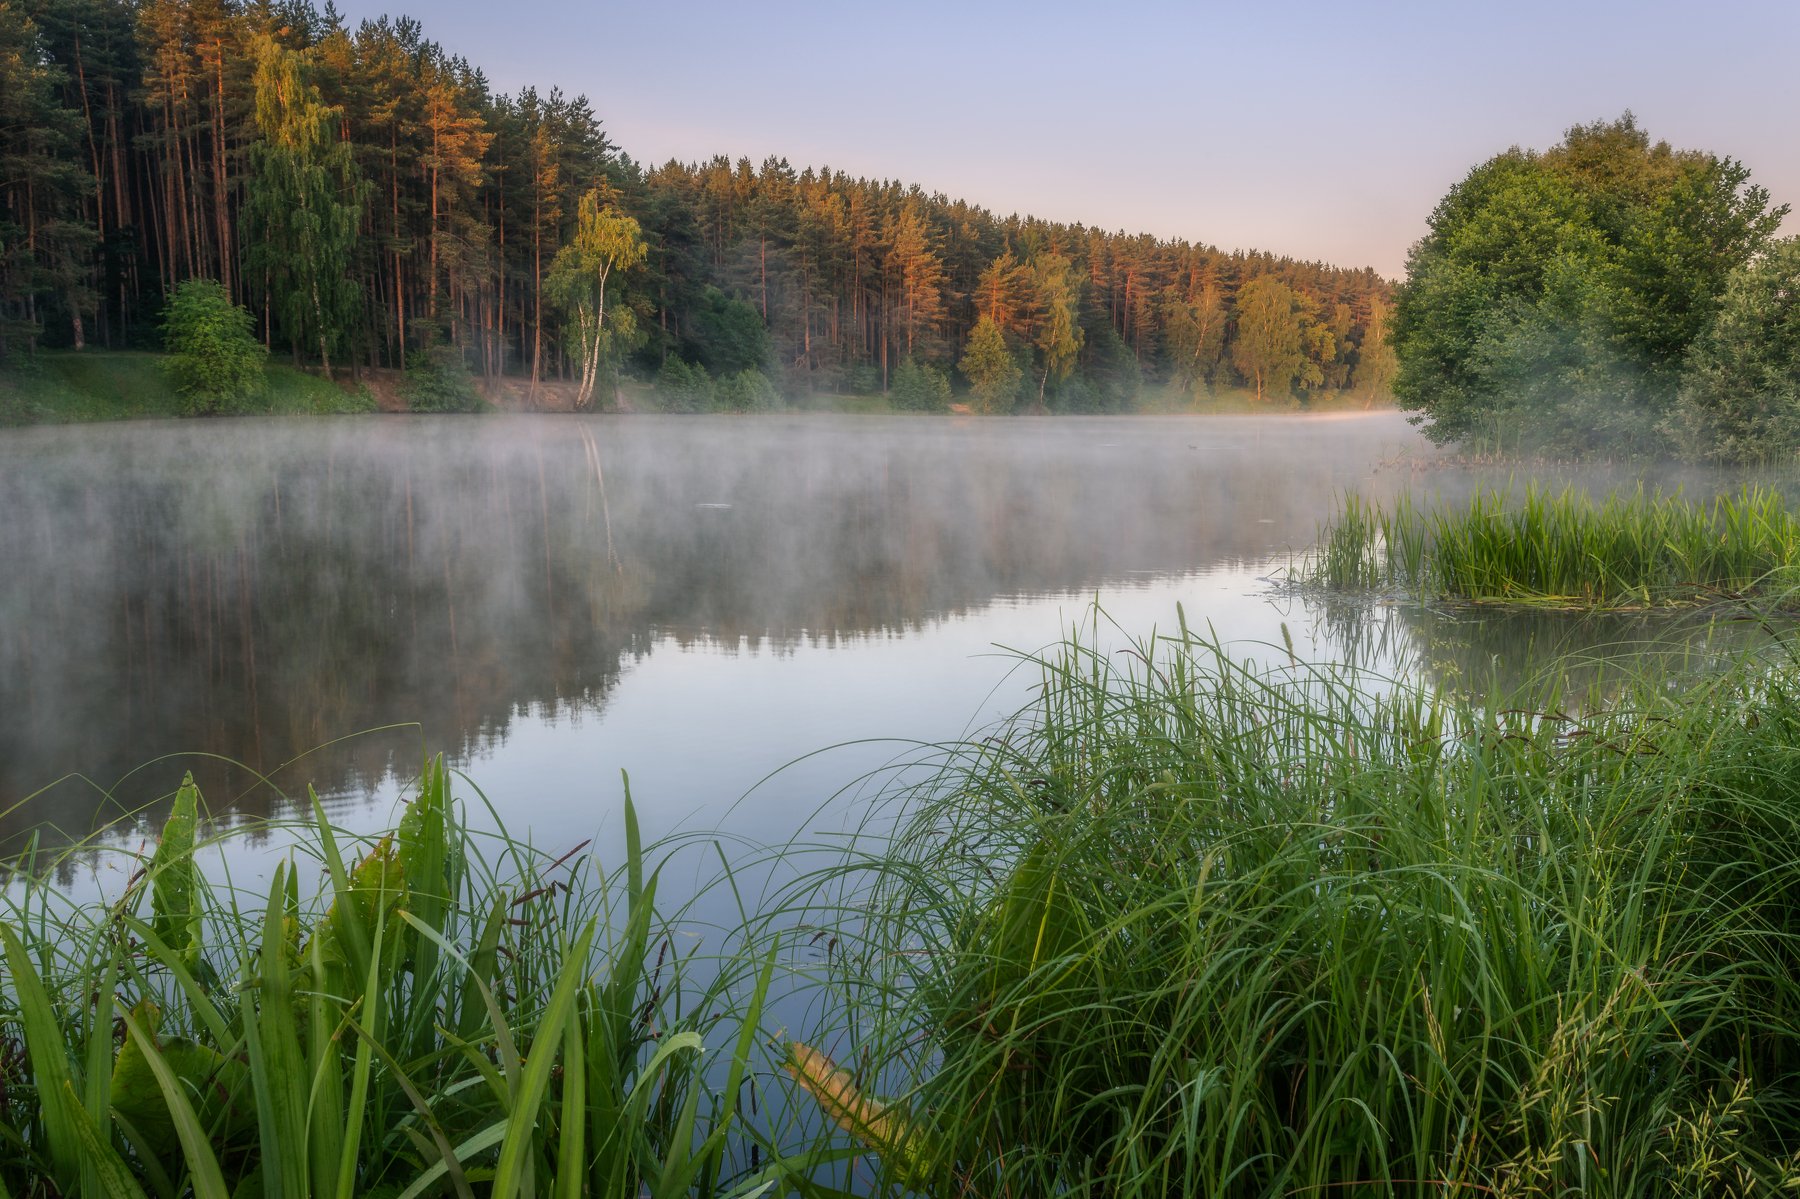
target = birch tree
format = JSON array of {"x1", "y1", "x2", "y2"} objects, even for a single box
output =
[{"x1": 546, "y1": 188, "x2": 646, "y2": 409}]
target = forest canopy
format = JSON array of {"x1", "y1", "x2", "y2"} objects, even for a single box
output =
[
  {"x1": 1392, "y1": 115, "x2": 1793, "y2": 458},
  {"x1": 0, "y1": 0, "x2": 1397, "y2": 411}
]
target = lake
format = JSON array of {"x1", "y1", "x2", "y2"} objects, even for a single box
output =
[{"x1": 0, "y1": 411, "x2": 1765, "y2": 869}]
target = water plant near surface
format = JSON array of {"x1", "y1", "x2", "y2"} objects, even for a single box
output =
[
  {"x1": 0, "y1": 760, "x2": 781, "y2": 1198},
  {"x1": 1302, "y1": 484, "x2": 1800, "y2": 608},
  {"x1": 16, "y1": 616, "x2": 1800, "y2": 1196},
  {"x1": 775, "y1": 613, "x2": 1800, "y2": 1196}
]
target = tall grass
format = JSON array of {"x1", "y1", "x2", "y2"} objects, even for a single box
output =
[
  {"x1": 0, "y1": 760, "x2": 783, "y2": 1198},
  {"x1": 15, "y1": 616, "x2": 1800, "y2": 1195},
  {"x1": 1304, "y1": 484, "x2": 1800, "y2": 608},
  {"x1": 776, "y1": 613, "x2": 1800, "y2": 1196}
]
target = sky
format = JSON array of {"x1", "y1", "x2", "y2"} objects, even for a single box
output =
[{"x1": 325, "y1": 0, "x2": 1800, "y2": 278}]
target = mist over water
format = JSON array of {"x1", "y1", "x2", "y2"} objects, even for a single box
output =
[{"x1": 2, "y1": 410, "x2": 1769, "y2": 862}]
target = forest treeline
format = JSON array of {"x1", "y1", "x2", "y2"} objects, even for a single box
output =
[{"x1": 0, "y1": 0, "x2": 1397, "y2": 411}]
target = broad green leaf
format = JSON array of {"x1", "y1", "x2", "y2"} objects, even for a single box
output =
[
  {"x1": 119, "y1": 1007, "x2": 231, "y2": 1199},
  {"x1": 150, "y1": 773, "x2": 204, "y2": 967}
]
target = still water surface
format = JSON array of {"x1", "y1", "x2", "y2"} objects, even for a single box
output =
[{"x1": 0, "y1": 412, "x2": 1764, "y2": 868}]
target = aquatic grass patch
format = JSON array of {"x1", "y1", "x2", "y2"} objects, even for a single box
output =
[
  {"x1": 773, "y1": 614, "x2": 1800, "y2": 1196},
  {"x1": 0, "y1": 760, "x2": 785, "y2": 1197},
  {"x1": 1304, "y1": 484, "x2": 1800, "y2": 608}
]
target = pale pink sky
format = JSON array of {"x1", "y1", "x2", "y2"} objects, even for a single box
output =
[{"x1": 330, "y1": 0, "x2": 1800, "y2": 277}]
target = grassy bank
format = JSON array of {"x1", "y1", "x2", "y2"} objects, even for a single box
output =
[
  {"x1": 10, "y1": 622, "x2": 1800, "y2": 1194},
  {"x1": 1303, "y1": 485, "x2": 1800, "y2": 608},
  {"x1": 2, "y1": 353, "x2": 1395, "y2": 425},
  {"x1": 0, "y1": 352, "x2": 376, "y2": 426}
]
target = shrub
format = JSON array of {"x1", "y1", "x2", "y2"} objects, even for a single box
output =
[
  {"x1": 958, "y1": 316, "x2": 1022, "y2": 412},
  {"x1": 715, "y1": 367, "x2": 782, "y2": 412},
  {"x1": 890, "y1": 357, "x2": 952, "y2": 411},
  {"x1": 686, "y1": 285, "x2": 772, "y2": 375},
  {"x1": 1672, "y1": 237, "x2": 1800, "y2": 463},
  {"x1": 402, "y1": 344, "x2": 484, "y2": 412},
  {"x1": 161, "y1": 279, "x2": 267, "y2": 415},
  {"x1": 842, "y1": 362, "x2": 882, "y2": 396},
  {"x1": 655, "y1": 356, "x2": 716, "y2": 412}
]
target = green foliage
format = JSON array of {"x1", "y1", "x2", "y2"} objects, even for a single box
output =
[
  {"x1": 402, "y1": 344, "x2": 485, "y2": 413},
  {"x1": 1028, "y1": 253, "x2": 1083, "y2": 403},
  {"x1": 714, "y1": 367, "x2": 782, "y2": 412},
  {"x1": 958, "y1": 316, "x2": 1021, "y2": 412},
  {"x1": 0, "y1": 762, "x2": 784, "y2": 1197},
  {"x1": 148, "y1": 775, "x2": 203, "y2": 968},
  {"x1": 1351, "y1": 294, "x2": 1398, "y2": 401},
  {"x1": 1673, "y1": 238, "x2": 1800, "y2": 462},
  {"x1": 1231, "y1": 275, "x2": 1308, "y2": 401},
  {"x1": 4, "y1": 351, "x2": 371, "y2": 425},
  {"x1": 1393, "y1": 115, "x2": 1787, "y2": 456},
  {"x1": 793, "y1": 620, "x2": 1800, "y2": 1196},
  {"x1": 686, "y1": 286, "x2": 772, "y2": 376},
  {"x1": 244, "y1": 34, "x2": 367, "y2": 376},
  {"x1": 545, "y1": 188, "x2": 648, "y2": 409},
  {"x1": 1303, "y1": 485, "x2": 1800, "y2": 607},
  {"x1": 889, "y1": 357, "x2": 952, "y2": 412},
  {"x1": 654, "y1": 355, "x2": 716, "y2": 412},
  {"x1": 1069, "y1": 314, "x2": 1140, "y2": 411},
  {"x1": 160, "y1": 281, "x2": 268, "y2": 415},
  {"x1": 1161, "y1": 277, "x2": 1227, "y2": 396}
]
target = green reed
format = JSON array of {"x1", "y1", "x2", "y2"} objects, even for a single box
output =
[
  {"x1": 0, "y1": 760, "x2": 785, "y2": 1199},
  {"x1": 774, "y1": 613, "x2": 1800, "y2": 1196},
  {"x1": 15, "y1": 613, "x2": 1800, "y2": 1197},
  {"x1": 1304, "y1": 484, "x2": 1800, "y2": 608}
]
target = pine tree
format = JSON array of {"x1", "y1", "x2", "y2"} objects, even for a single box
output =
[
  {"x1": 974, "y1": 251, "x2": 1030, "y2": 330},
  {"x1": 0, "y1": 3, "x2": 94, "y2": 356},
  {"x1": 0, "y1": 0, "x2": 1400, "y2": 406},
  {"x1": 885, "y1": 200, "x2": 947, "y2": 361}
]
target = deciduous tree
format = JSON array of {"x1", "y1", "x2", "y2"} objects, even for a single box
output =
[
  {"x1": 1232, "y1": 276, "x2": 1306, "y2": 401},
  {"x1": 244, "y1": 33, "x2": 366, "y2": 377},
  {"x1": 959, "y1": 315, "x2": 1020, "y2": 412},
  {"x1": 546, "y1": 187, "x2": 646, "y2": 409}
]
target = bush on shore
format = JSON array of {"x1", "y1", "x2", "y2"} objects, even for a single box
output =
[{"x1": 161, "y1": 279, "x2": 268, "y2": 416}]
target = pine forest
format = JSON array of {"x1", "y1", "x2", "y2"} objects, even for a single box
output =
[{"x1": 0, "y1": 0, "x2": 1398, "y2": 411}]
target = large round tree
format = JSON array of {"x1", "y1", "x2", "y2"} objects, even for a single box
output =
[{"x1": 1392, "y1": 115, "x2": 1786, "y2": 456}]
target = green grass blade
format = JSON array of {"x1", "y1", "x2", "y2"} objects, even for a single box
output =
[
  {"x1": 59, "y1": 1081, "x2": 150, "y2": 1199},
  {"x1": 492, "y1": 917, "x2": 597, "y2": 1199},
  {"x1": 0, "y1": 921, "x2": 83, "y2": 1189}
]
